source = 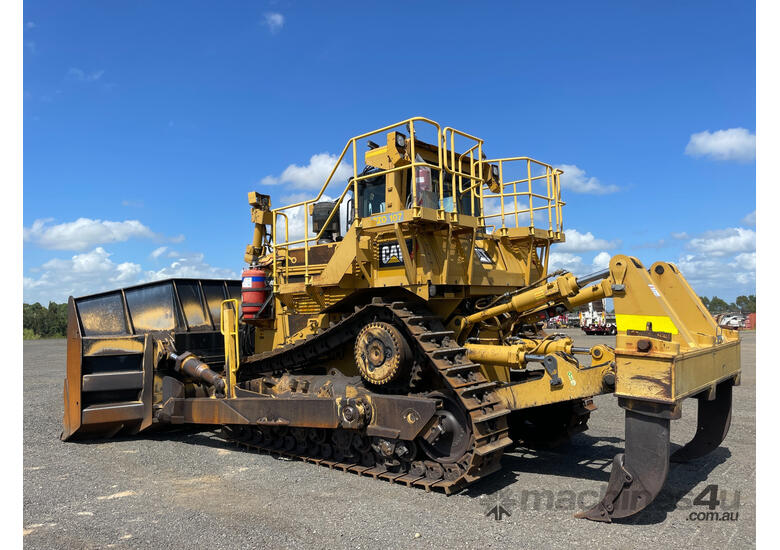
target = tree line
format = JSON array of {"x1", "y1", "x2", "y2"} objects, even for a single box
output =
[
  {"x1": 699, "y1": 295, "x2": 756, "y2": 315},
  {"x1": 22, "y1": 294, "x2": 756, "y2": 340},
  {"x1": 23, "y1": 302, "x2": 68, "y2": 339}
]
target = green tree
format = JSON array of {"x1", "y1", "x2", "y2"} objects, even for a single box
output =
[
  {"x1": 47, "y1": 301, "x2": 68, "y2": 336},
  {"x1": 23, "y1": 301, "x2": 68, "y2": 338},
  {"x1": 735, "y1": 295, "x2": 756, "y2": 313},
  {"x1": 707, "y1": 296, "x2": 730, "y2": 314},
  {"x1": 699, "y1": 296, "x2": 711, "y2": 309}
]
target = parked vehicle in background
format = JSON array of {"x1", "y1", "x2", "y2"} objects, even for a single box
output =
[
  {"x1": 582, "y1": 322, "x2": 617, "y2": 335},
  {"x1": 579, "y1": 300, "x2": 617, "y2": 335},
  {"x1": 717, "y1": 314, "x2": 747, "y2": 330},
  {"x1": 546, "y1": 314, "x2": 568, "y2": 329}
]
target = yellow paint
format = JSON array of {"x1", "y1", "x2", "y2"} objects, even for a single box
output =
[
  {"x1": 494, "y1": 363, "x2": 612, "y2": 410},
  {"x1": 615, "y1": 313, "x2": 678, "y2": 334},
  {"x1": 376, "y1": 267, "x2": 406, "y2": 278},
  {"x1": 220, "y1": 299, "x2": 240, "y2": 398}
]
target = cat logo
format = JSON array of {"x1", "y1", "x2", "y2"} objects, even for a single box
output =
[
  {"x1": 380, "y1": 243, "x2": 403, "y2": 267},
  {"x1": 379, "y1": 240, "x2": 413, "y2": 268}
]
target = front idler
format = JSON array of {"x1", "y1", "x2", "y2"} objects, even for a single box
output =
[
  {"x1": 671, "y1": 379, "x2": 733, "y2": 463},
  {"x1": 576, "y1": 404, "x2": 673, "y2": 522}
]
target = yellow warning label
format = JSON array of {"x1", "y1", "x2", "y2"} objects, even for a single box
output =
[{"x1": 615, "y1": 314, "x2": 678, "y2": 334}]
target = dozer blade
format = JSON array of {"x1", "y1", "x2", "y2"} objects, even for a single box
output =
[
  {"x1": 671, "y1": 379, "x2": 733, "y2": 463},
  {"x1": 575, "y1": 409, "x2": 671, "y2": 522},
  {"x1": 61, "y1": 278, "x2": 241, "y2": 441}
]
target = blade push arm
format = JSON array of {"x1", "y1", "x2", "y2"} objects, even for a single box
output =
[{"x1": 456, "y1": 267, "x2": 618, "y2": 334}]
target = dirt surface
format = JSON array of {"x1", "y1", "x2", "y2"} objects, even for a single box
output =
[{"x1": 24, "y1": 330, "x2": 755, "y2": 548}]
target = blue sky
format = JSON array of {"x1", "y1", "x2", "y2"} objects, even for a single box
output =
[{"x1": 23, "y1": 1, "x2": 756, "y2": 304}]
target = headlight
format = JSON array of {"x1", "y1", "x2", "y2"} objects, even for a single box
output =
[
  {"x1": 491, "y1": 164, "x2": 499, "y2": 178},
  {"x1": 395, "y1": 133, "x2": 406, "y2": 148}
]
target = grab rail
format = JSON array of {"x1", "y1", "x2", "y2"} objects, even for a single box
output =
[
  {"x1": 271, "y1": 117, "x2": 446, "y2": 283},
  {"x1": 269, "y1": 119, "x2": 566, "y2": 284},
  {"x1": 220, "y1": 299, "x2": 240, "y2": 398},
  {"x1": 477, "y1": 157, "x2": 565, "y2": 234}
]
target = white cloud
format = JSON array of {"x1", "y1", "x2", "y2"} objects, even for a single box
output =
[
  {"x1": 742, "y1": 210, "x2": 756, "y2": 226},
  {"x1": 555, "y1": 164, "x2": 619, "y2": 194},
  {"x1": 24, "y1": 247, "x2": 237, "y2": 304},
  {"x1": 592, "y1": 251, "x2": 611, "y2": 270},
  {"x1": 671, "y1": 225, "x2": 756, "y2": 296},
  {"x1": 263, "y1": 12, "x2": 285, "y2": 33},
  {"x1": 687, "y1": 227, "x2": 756, "y2": 256},
  {"x1": 66, "y1": 67, "x2": 105, "y2": 82},
  {"x1": 730, "y1": 252, "x2": 756, "y2": 271},
  {"x1": 150, "y1": 246, "x2": 168, "y2": 259},
  {"x1": 262, "y1": 153, "x2": 353, "y2": 191},
  {"x1": 557, "y1": 229, "x2": 619, "y2": 252},
  {"x1": 24, "y1": 218, "x2": 158, "y2": 250},
  {"x1": 685, "y1": 128, "x2": 756, "y2": 162},
  {"x1": 675, "y1": 254, "x2": 723, "y2": 286},
  {"x1": 671, "y1": 231, "x2": 689, "y2": 240},
  {"x1": 122, "y1": 199, "x2": 144, "y2": 208},
  {"x1": 144, "y1": 252, "x2": 237, "y2": 281},
  {"x1": 544, "y1": 224, "x2": 754, "y2": 299},
  {"x1": 23, "y1": 247, "x2": 143, "y2": 303},
  {"x1": 26, "y1": 21, "x2": 36, "y2": 29},
  {"x1": 676, "y1": 252, "x2": 755, "y2": 294},
  {"x1": 548, "y1": 252, "x2": 585, "y2": 273},
  {"x1": 548, "y1": 251, "x2": 613, "y2": 277}
]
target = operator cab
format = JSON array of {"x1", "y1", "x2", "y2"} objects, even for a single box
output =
[
  {"x1": 357, "y1": 170, "x2": 386, "y2": 217},
  {"x1": 317, "y1": 133, "x2": 486, "y2": 235}
]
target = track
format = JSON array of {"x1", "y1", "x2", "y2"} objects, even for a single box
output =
[{"x1": 225, "y1": 299, "x2": 513, "y2": 494}]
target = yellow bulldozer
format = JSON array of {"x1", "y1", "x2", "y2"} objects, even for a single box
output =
[{"x1": 61, "y1": 117, "x2": 741, "y2": 522}]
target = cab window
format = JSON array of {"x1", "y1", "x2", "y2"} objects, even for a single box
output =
[{"x1": 358, "y1": 173, "x2": 386, "y2": 217}]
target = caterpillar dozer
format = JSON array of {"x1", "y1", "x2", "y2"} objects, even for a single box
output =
[{"x1": 61, "y1": 118, "x2": 741, "y2": 522}]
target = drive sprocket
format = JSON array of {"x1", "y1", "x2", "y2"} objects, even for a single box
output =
[{"x1": 354, "y1": 321, "x2": 411, "y2": 386}]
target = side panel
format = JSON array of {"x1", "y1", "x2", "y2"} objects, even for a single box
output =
[
  {"x1": 140, "y1": 335, "x2": 154, "y2": 431},
  {"x1": 62, "y1": 297, "x2": 83, "y2": 440},
  {"x1": 673, "y1": 341, "x2": 741, "y2": 400}
]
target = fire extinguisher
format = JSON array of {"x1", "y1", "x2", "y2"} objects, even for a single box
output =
[{"x1": 241, "y1": 267, "x2": 268, "y2": 320}]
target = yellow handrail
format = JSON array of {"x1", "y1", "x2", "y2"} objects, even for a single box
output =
[
  {"x1": 268, "y1": 119, "x2": 566, "y2": 284},
  {"x1": 271, "y1": 117, "x2": 447, "y2": 283},
  {"x1": 219, "y1": 299, "x2": 240, "y2": 399},
  {"x1": 477, "y1": 157, "x2": 565, "y2": 233}
]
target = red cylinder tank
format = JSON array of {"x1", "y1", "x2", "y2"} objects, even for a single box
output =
[{"x1": 241, "y1": 267, "x2": 268, "y2": 320}]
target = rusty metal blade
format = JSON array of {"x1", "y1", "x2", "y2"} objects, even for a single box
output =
[
  {"x1": 575, "y1": 409, "x2": 670, "y2": 522},
  {"x1": 671, "y1": 380, "x2": 733, "y2": 463},
  {"x1": 62, "y1": 278, "x2": 240, "y2": 440}
]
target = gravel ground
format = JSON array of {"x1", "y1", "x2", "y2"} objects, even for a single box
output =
[{"x1": 23, "y1": 329, "x2": 755, "y2": 548}]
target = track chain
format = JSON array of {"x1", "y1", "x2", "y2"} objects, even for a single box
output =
[{"x1": 226, "y1": 299, "x2": 513, "y2": 494}]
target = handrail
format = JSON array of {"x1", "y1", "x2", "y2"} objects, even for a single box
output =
[
  {"x1": 477, "y1": 157, "x2": 565, "y2": 233},
  {"x1": 271, "y1": 117, "x2": 446, "y2": 283},
  {"x1": 268, "y1": 119, "x2": 566, "y2": 285},
  {"x1": 219, "y1": 299, "x2": 240, "y2": 398},
  {"x1": 442, "y1": 127, "x2": 484, "y2": 216}
]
